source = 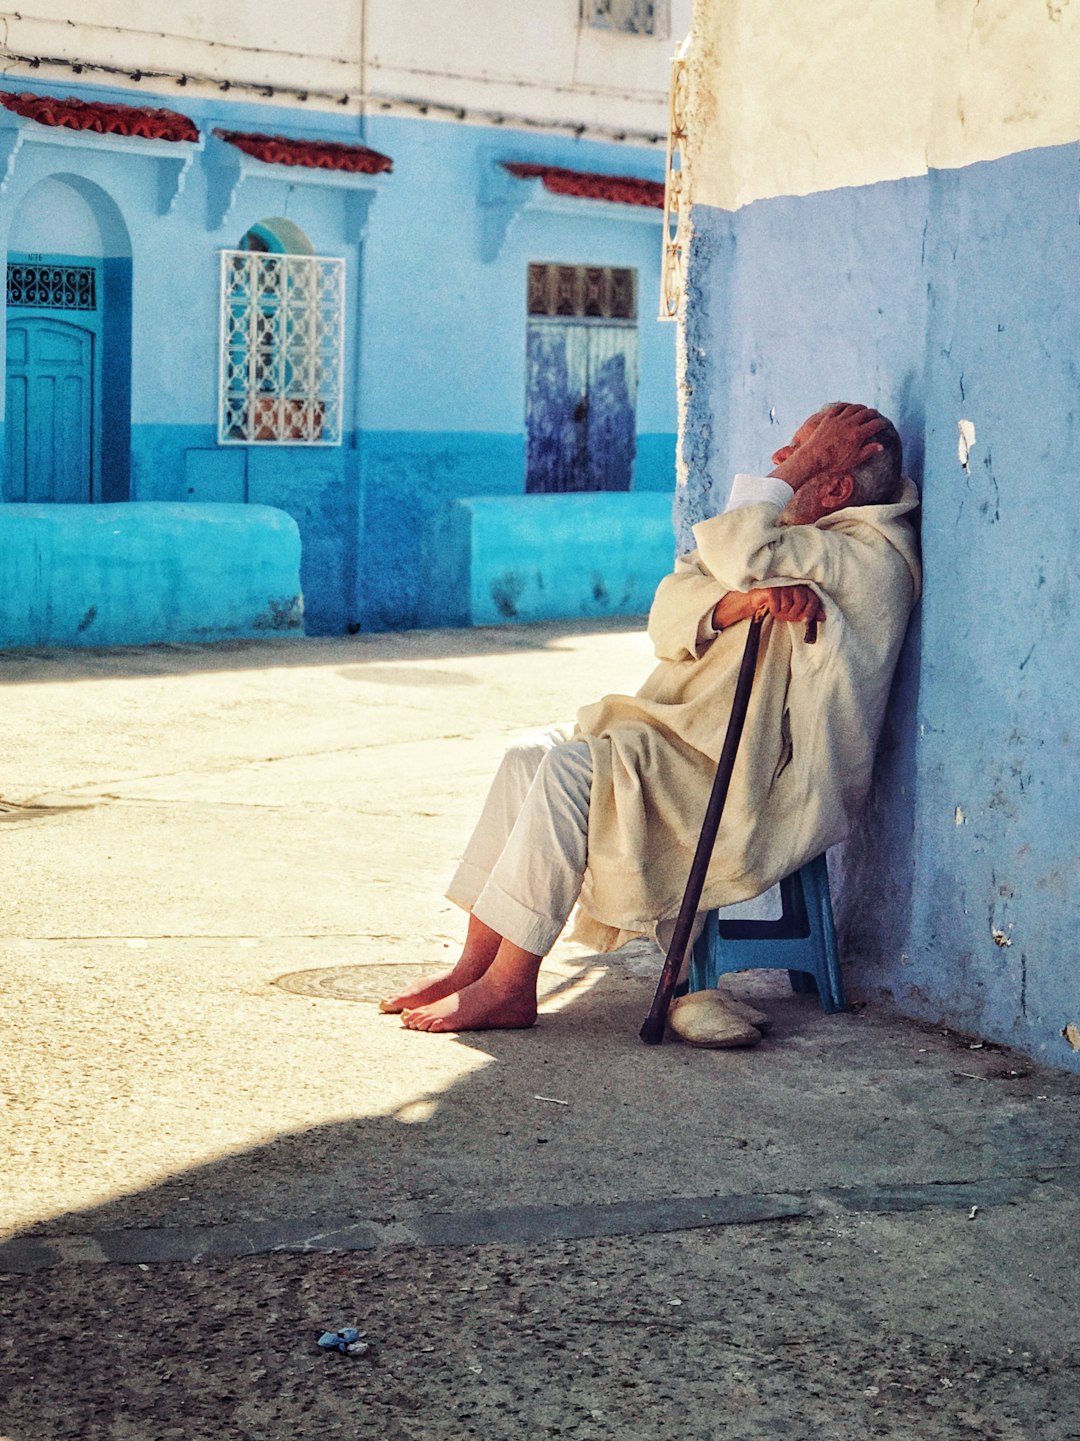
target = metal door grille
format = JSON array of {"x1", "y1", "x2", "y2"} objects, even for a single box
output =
[
  {"x1": 219, "y1": 250, "x2": 345, "y2": 446},
  {"x1": 7, "y1": 263, "x2": 96, "y2": 311}
]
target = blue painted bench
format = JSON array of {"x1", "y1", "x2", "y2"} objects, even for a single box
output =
[{"x1": 426, "y1": 491, "x2": 676, "y2": 627}]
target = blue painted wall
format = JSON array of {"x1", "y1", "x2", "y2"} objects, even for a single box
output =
[
  {"x1": 0, "y1": 82, "x2": 677, "y2": 639},
  {"x1": 0, "y1": 502, "x2": 301, "y2": 646},
  {"x1": 427, "y1": 491, "x2": 676, "y2": 627},
  {"x1": 681, "y1": 142, "x2": 1079, "y2": 1070}
]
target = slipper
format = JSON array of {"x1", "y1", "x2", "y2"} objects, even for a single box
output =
[
  {"x1": 716, "y1": 992, "x2": 773, "y2": 1034},
  {"x1": 668, "y1": 991, "x2": 762, "y2": 1048}
]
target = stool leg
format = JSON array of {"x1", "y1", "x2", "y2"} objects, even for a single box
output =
[
  {"x1": 807, "y1": 854, "x2": 845, "y2": 1014},
  {"x1": 689, "y1": 912, "x2": 717, "y2": 992}
]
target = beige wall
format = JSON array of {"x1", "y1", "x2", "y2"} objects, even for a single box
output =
[
  {"x1": 0, "y1": 2, "x2": 363, "y2": 98},
  {"x1": 688, "y1": 0, "x2": 1080, "y2": 211},
  {"x1": 0, "y1": 0, "x2": 692, "y2": 136}
]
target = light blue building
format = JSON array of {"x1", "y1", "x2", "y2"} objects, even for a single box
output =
[{"x1": 0, "y1": 68, "x2": 678, "y2": 643}]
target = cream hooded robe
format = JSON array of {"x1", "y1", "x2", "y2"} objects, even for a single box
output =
[{"x1": 571, "y1": 477, "x2": 922, "y2": 952}]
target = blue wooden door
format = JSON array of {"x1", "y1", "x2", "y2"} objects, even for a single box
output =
[
  {"x1": 5, "y1": 318, "x2": 94, "y2": 502},
  {"x1": 525, "y1": 319, "x2": 637, "y2": 493}
]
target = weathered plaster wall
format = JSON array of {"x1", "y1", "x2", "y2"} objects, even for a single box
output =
[
  {"x1": 681, "y1": 1, "x2": 1079, "y2": 1068},
  {"x1": 688, "y1": 0, "x2": 1078, "y2": 209},
  {"x1": 357, "y1": 114, "x2": 677, "y2": 631},
  {"x1": 0, "y1": 0, "x2": 691, "y2": 134}
]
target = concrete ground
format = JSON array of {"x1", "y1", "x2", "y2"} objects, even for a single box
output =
[{"x1": 0, "y1": 621, "x2": 1077, "y2": 1441}]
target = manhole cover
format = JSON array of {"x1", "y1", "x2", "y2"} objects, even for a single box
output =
[{"x1": 273, "y1": 965, "x2": 434, "y2": 1003}]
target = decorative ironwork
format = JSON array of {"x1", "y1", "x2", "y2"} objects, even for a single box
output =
[
  {"x1": 527, "y1": 264, "x2": 636, "y2": 321},
  {"x1": 219, "y1": 250, "x2": 345, "y2": 446},
  {"x1": 659, "y1": 35, "x2": 691, "y2": 321},
  {"x1": 6, "y1": 263, "x2": 96, "y2": 311},
  {"x1": 583, "y1": 0, "x2": 658, "y2": 36}
]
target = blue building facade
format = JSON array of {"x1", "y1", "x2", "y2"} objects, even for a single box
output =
[{"x1": 0, "y1": 81, "x2": 677, "y2": 643}]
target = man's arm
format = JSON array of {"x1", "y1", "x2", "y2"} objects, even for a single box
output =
[
  {"x1": 648, "y1": 477, "x2": 825, "y2": 660},
  {"x1": 712, "y1": 583, "x2": 822, "y2": 632},
  {"x1": 650, "y1": 406, "x2": 888, "y2": 659},
  {"x1": 704, "y1": 472, "x2": 821, "y2": 633}
]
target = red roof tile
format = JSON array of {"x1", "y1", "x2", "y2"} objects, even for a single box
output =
[
  {"x1": 502, "y1": 162, "x2": 663, "y2": 209},
  {"x1": 0, "y1": 91, "x2": 199, "y2": 143},
  {"x1": 214, "y1": 130, "x2": 393, "y2": 175}
]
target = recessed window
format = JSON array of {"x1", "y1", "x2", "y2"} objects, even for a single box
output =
[
  {"x1": 218, "y1": 248, "x2": 344, "y2": 446},
  {"x1": 582, "y1": 0, "x2": 665, "y2": 36},
  {"x1": 527, "y1": 263, "x2": 636, "y2": 321}
]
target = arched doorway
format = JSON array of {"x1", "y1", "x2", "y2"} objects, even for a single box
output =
[
  {"x1": 4, "y1": 175, "x2": 132, "y2": 503},
  {"x1": 5, "y1": 313, "x2": 96, "y2": 501}
]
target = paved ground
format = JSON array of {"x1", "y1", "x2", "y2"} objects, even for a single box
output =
[{"x1": 1, "y1": 622, "x2": 1078, "y2": 1440}]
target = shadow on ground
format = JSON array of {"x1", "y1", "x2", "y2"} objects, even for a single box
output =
[{"x1": 2, "y1": 954, "x2": 1080, "y2": 1440}]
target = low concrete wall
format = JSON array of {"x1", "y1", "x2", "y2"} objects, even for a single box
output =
[
  {"x1": 0, "y1": 502, "x2": 303, "y2": 648},
  {"x1": 426, "y1": 492, "x2": 676, "y2": 627}
]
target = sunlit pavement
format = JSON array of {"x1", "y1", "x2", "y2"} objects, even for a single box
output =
[{"x1": 1, "y1": 623, "x2": 1077, "y2": 1440}]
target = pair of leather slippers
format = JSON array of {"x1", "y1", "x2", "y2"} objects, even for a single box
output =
[{"x1": 667, "y1": 989, "x2": 772, "y2": 1048}]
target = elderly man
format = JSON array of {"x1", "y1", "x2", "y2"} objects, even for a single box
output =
[{"x1": 382, "y1": 403, "x2": 921, "y2": 1034}]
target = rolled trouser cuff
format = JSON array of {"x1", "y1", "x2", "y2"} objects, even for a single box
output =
[
  {"x1": 446, "y1": 858, "x2": 490, "y2": 912},
  {"x1": 471, "y1": 878, "x2": 567, "y2": 957}
]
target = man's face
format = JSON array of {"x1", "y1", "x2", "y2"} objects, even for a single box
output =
[
  {"x1": 771, "y1": 409, "x2": 827, "y2": 469},
  {"x1": 777, "y1": 474, "x2": 832, "y2": 527},
  {"x1": 773, "y1": 407, "x2": 853, "y2": 526}
]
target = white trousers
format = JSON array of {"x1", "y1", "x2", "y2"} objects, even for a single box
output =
[{"x1": 446, "y1": 726, "x2": 592, "y2": 955}]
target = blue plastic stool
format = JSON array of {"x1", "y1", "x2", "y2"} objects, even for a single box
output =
[{"x1": 688, "y1": 853, "x2": 845, "y2": 1014}]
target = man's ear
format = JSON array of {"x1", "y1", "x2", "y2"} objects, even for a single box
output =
[{"x1": 819, "y1": 472, "x2": 855, "y2": 511}]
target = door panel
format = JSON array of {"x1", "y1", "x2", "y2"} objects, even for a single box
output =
[
  {"x1": 5, "y1": 318, "x2": 93, "y2": 503},
  {"x1": 585, "y1": 325, "x2": 637, "y2": 493},
  {"x1": 525, "y1": 319, "x2": 637, "y2": 493},
  {"x1": 5, "y1": 372, "x2": 27, "y2": 501},
  {"x1": 525, "y1": 322, "x2": 590, "y2": 494}
]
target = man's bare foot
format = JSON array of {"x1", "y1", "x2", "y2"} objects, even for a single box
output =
[
  {"x1": 400, "y1": 973, "x2": 538, "y2": 1033},
  {"x1": 380, "y1": 914, "x2": 502, "y2": 1013},
  {"x1": 380, "y1": 967, "x2": 463, "y2": 1014}
]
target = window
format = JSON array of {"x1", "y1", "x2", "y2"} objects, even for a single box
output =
[
  {"x1": 525, "y1": 264, "x2": 639, "y2": 493},
  {"x1": 527, "y1": 263, "x2": 636, "y2": 321},
  {"x1": 581, "y1": 0, "x2": 665, "y2": 36},
  {"x1": 218, "y1": 249, "x2": 345, "y2": 446}
]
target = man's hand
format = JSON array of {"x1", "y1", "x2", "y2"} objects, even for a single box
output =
[
  {"x1": 713, "y1": 585, "x2": 823, "y2": 632},
  {"x1": 770, "y1": 403, "x2": 888, "y2": 491}
]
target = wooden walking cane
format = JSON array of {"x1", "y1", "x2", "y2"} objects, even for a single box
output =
[{"x1": 639, "y1": 609, "x2": 768, "y2": 1045}]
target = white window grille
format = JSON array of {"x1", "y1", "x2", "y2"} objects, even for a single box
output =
[{"x1": 218, "y1": 250, "x2": 345, "y2": 446}]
